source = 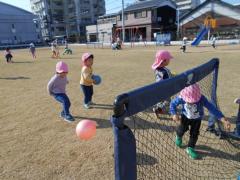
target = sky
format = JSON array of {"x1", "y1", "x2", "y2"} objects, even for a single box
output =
[{"x1": 0, "y1": 0, "x2": 240, "y2": 14}]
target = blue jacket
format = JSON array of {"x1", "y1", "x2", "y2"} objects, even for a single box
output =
[{"x1": 170, "y1": 95, "x2": 224, "y2": 120}]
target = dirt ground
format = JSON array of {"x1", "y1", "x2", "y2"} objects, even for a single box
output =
[{"x1": 0, "y1": 44, "x2": 240, "y2": 180}]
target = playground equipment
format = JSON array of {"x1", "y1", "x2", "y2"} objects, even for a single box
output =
[{"x1": 191, "y1": 16, "x2": 217, "y2": 46}]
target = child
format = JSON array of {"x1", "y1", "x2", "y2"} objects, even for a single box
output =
[
  {"x1": 51, "y1": 40, "x2": 59, "y2": 58},
  {"x1": 170, "y1": 84, "x2": 231, "y2": 159},
  {"x1": 181, "y1": 37, "x2": 187, "y2": 53},
  {"x1": 29, "y1": 43, "x2": 36, "y2": 58},
  {"x1": 47, "y1": 61, "x2": 74, "y2": 122},
  {"x1": 62, "y1": 40, "x2": 72, "y2": 55},
  {"x1": 4, "y1": 47, "x2": 13, "y2": 63},
  {"x1": 152, "y1": 50, "x2": 173, "y2": 117},
  {"x1": 211, "y1": 35, "x2": 216, "y2": 49},
  {"x1": 80, "y1": 52, "x2": 96, "y2": 109}
]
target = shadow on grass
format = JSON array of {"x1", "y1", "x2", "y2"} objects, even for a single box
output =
[
  {"x1": 197, "y1": 145, "x2": 240, "y2": 163},
  {"x1": 12, "y1": 61, "x2": 33, "y2": 63},
  {"x1": 74, "y1": 116, "x2": 112, "y2": 129},
  {"x1": 137, "y1": 153, "x2": 158, "y2": 165},
  {"x1": 0, "y1": 76, "x2": 30, "y2": 80}
]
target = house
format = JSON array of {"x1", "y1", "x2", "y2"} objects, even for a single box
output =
[
  {"x1": 179, "y1": 0, "x2": 240, "y2": 39},
  {"x1": 116, "y1": 0, "x2": 177, "y2": 42},
  {"x1": 86, "y1": 13, "x2": 117, "y2": 43},
  {"x1": 0, "y1": 2, "x2": 41, "y2": 45}
]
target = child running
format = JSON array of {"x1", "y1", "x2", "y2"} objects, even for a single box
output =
[
  {"x1": 47, "y1": 61, "x2": 74, "y2": 122},
  {"x1": 80, "y1": 53, "x2": 96, "y2": 109},
  {"x1": 170, "y1": 83, "x2": 231, "y2": 159},
  {"x1": 4, "y1": 47, "x2": 13, "y2": 63},
  {"x1": 152, "y1": 50, "x2": 173, "y2": 117}
]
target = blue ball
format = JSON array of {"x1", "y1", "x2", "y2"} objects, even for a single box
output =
[{"x1": 92, "y1": 75, "x2": 101, "y2": 85}]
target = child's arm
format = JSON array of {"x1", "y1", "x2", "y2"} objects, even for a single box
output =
[
  {"x1": 170, "y1": 97, "x2": 182, "y2": 121},
  {"x1": 202, "y1": 96, "x2": 231, "y2": 131},
  {"x1": 47, "y1": 76, "x2": 55, "y2": 96}
]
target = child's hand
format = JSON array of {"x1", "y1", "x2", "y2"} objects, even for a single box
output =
[
  {"x1": 173, "y1": 115, "x2": 180, "y2": 122},
  {"x1": 221, "y1": 117, "x2": 231, "y2": 131}
]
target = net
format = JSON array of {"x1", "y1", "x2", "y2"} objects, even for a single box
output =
[{"x1": 111, "y1": 59, "x2": 240, "y2": 180}]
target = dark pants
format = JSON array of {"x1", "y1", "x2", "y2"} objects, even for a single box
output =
[
  {"x1": 54, "y1": 93, "x2": 71, "y2": 115},
  {"x1": 176, "y1": 115, "x2": 202, "y2": 148},
  {"x1": 182, "y1": 45, "x2": 186, "y2": 52},
  {"x1": 80, "y1": 85, "x2": 93, "y2": 105},
  {"x1": 5, "y1": 54, "x2": 12, "y2": 62}
]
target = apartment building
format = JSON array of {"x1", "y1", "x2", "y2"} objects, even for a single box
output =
[{"x1": 30, "y1": 0, "x2": 105, "y2": 41}]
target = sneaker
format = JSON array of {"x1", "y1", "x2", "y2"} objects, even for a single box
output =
[
  {"x1": 64, "y1": 114, "x2": 74, "y2": 122},
  {"x1": 84, "y1": 103, "x2": 90, "y2": 109},
  {"x1": 175, "y1": 136, "x2": 182, "y2": 147},
  {"x1": 186, "y1": 147, "x2": 198, "y2": 159},
  {"x1": 59, "y1": 111, "x2": 65, "y2": 118}
]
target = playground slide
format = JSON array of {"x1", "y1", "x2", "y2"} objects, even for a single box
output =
[{"x1": 191, "y1": 27, "x2": 209, "y2": 46}]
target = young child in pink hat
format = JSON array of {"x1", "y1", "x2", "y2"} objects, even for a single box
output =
[
  {"x1": 152, "y1": 50, "x2": 173, "y2": 117},
  {"x1": 47, "y1": 61, "x2": 74, "y2": 122},
  {"x1": 80, "y1": 52, "x2": 96, "y2": 109},
  {"x1": 170, "y1": 83, "x2": 231, "y2": 159}
]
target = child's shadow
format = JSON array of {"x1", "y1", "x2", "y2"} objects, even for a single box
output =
[
  {"x1": 74, "y1": 116, "x2": 112, "y2": 129},
  {"x1": 91, "y1": 103, "x2": 113, "y2": 110},
  {"x1": 197, "y1": 145, "x2": 240, "y2": 163},
  {"x1": 0, "y1": 76, "x2": 30, "y2": 80}
]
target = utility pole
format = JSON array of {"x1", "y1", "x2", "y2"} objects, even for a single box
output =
[
  {"x1": 177, "y1": 8, "x2": 180, "y2": 40},
  {"x1": 121, "y1": 0, "x2": 125, "y2": 43}
]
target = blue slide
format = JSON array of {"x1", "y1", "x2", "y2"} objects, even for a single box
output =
[{"x1": 191, "y1": 26, "x2": 209, "y2": 46}]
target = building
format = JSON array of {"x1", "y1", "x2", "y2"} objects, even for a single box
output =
[
  {"x1": 179, "y1": 0, "x2": 240, "y2": 39},
  {"x1": 86, "y1": 13, "x2": 117, "y2": 43},
  {"x1": 116, "y1": 0, "x2": 177, "y2": 42},
  {"x1": 30, "y1": 0, "x2": 105, "y2": 42},
  {"x1": 173, "y1": 0, "x2": 202, "y2": 10},
  {"x1": 0, "y1": 2, "x2": 41, "y2": 45}
]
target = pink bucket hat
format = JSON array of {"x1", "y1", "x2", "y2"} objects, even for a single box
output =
[
  {"x1": 152, "y1": 50, "x2": 173, "y2": 70},
  {"x1": 180, "y1": 84, "x2": 202, "y2": 103},
  {"x1": 82, "y1": 52, "x2": 93, "y2": 64},
  {"x1": 56, "y1": 61, "x2": 68, "y2": 73}
]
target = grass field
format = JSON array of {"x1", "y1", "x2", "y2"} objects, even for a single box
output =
[{"x1": 0, "y1": 44, "x2": 240, "y2": 179}]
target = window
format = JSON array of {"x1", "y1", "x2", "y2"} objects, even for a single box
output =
[
  {"x1": 124, "y1": 14, "x2": 128, "y2": 20},
  {"x1": 117, "y1": 15, "x2": 121, "y2": 21},
  {"x1": 134, "y1": 11, "x2": 147, "y2": 19}
]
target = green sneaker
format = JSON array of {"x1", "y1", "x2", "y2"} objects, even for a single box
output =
[
  {"x1": 175, "y1": 136, "x2": 182, "y2": 147},
  {"x1": 186, "y1": 147, "x2": 198, "y2": 159}
]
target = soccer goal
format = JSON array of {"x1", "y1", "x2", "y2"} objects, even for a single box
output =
[{"x1": 111, "y1": 58, "x2": 240, "y2": 180}]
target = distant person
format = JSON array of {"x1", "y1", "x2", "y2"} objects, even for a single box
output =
[
  {"x1": 4, "y1": 47, "x2": 13, "y2": 63},
  {"x1": 180, "y1": 37, "x2": 187, "y2": 53},
  {"x1": 63, "y1": 40, "x2": 73, "y2": 55},
  {"x1": 51, "y1": 40, "x2": 60, "y2": 58},
  {"x1": 29, "y1": 43, "x2": 36, "y2": 59},
  {"x1": 211, "y1": 35, "x2": 216, "y2": 49},
  {"x1": 47, "y1": 61, "x2": 74, "y2": 122},
  {"x1": 170, "y1": 84, "x2": 231, "y2": 159}
]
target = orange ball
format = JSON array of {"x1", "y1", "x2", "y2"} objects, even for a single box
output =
[{"x1": 76, "y1": 120, "x2": 96, "y2": 140}]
